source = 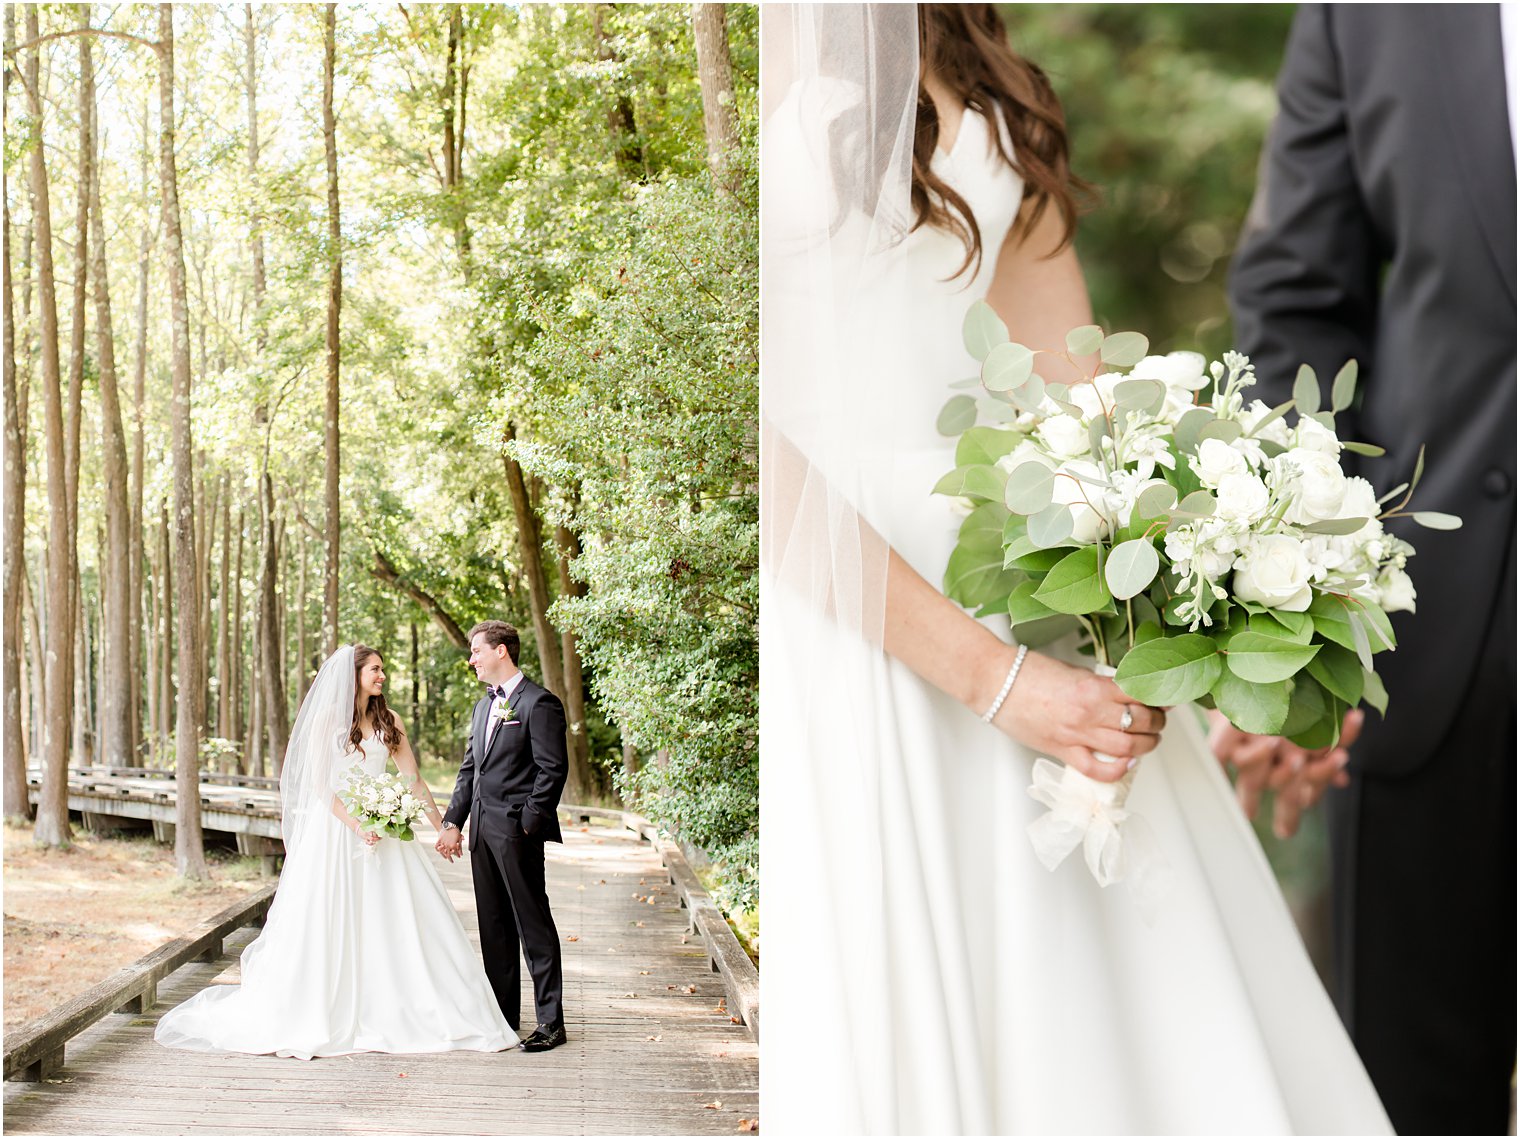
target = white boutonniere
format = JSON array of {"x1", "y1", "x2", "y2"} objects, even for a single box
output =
[{"x1": 490, "y1": 701, "x2": 519, "y2": 728}]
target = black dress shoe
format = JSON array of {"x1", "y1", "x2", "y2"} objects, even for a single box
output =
[{"x1": 518, "y1": 1022, "x2": 567, "y2": 1052}]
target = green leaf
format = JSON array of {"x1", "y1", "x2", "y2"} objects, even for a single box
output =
[
  {"x1": 1377, "y1": 482, "x2": 1409, "y2": 505},
  {"x1": 1308, "y1": 593, "x2": 1392, "y2": 653},
  {"x1": 1113, "y1": 633, "x2": 1223, "y2": 706},
  {"x1": 1224, "y1": 630, "x2": 1321, "y2": 683},
  {"x1": 1010, "y1": 373, "x2": 1048, "y2": 413},
  {"x1": 1292, "y1": 363, "x2": 1320, "y2": 415},
  {"x1": 1032, "y1": 545, "x2": 1111, "y2": 614},
  {"x1": 1256, "y1": 608, "x2": 1314, "y2": 644},
  {"x1": 1105, "y1": 538, "x2": 1160, "y2": 600},
  {"x1": 1212, "y1": 670, "x2": 1292, "y2": 735},
  {"x1": 1310, "y1": 411, "x2": 1336, "y2": 430},
  {"x1": 932, "y1": 464, "x2": 1005, "y2": 501},
  {"x1": 1342, "y1": 441, "x2": 1385, "y2": 457},
  {"x1": 1302, "y1": 517, "x2": 1372, "y2": 536},
  {"x1": 1027, "y1": 502, "x2": 1075, "y2": 548},
  {"x1": 962, "y1": 299, "x2": 1009, "y2": 362},
  {"x1": 1281, "y1": 674, "x2": 1331, "y2": 739},
  {"x1": 1348, "y1": 610, "x2": 1374, "y2": 671},
  {"x1": 1248, "y1": 399, "x2": 1294, "y2": 438},
  {"x1": 1008, "y1": 579, "x2": 1060, "y2": 625},
  {"x1": 1133, "y1": 619, "x2": 1165, "y2": 647},
  {"x1": 1362, "y1": 669, "x2": 1389, "y2": 716},
  {"x1": 1174, "y1": 490, "x2": 1216, "y2": 518},
  {"x1": 956, "y1": 426, "x2": 1023, "y2": 468},
  {"x1": 1004, "y1": 461, "x2": 1055, "y2": 514},
  {"x1": 936, "y1": 395, "x2": 977, "y2": 436},
  {"x1": 1065, "y1": 324, "x2": 1103, "y2": 356},
  {"x1": 1173, "y1": 407, "x2": 1214, "y2": 453},
  {"x1": 945, "y1": 542, "x2": 1018, "y2": 611},
  {"x1": 1088, "y1": 416, "x2": 1111, "y2": 458},
  {"x1": 1331, "y1": 359, "x2": 1358, "y2": 412},
  {"x1": 1357, "y1": 602, "x2": 1396, "y2": 651},
  {"x1": 1114, "y1": 378, "x2": 1166, "y2": 414},
  {"x1": 1006, "y1": 544, "x2": 1069, "y2": 573},
  {"x1": 1134, "y1": 482, "x2": 1177, "y2": 521},
  {"x1": 1287, "y1": 698, "x2": 1346, "y2": 750},
  {"x1": 1306, "y1": 641, "x2": 1364, "y2": 706},
  {"x1": 1197, "y1": 419, "x2": 1243, "y2": 445},
  {"x1": 983, "y1": 341, "x2": 1035, "y2": 392},
  {"x1": 1410, "y1": 511, "x2": 1463, "y2": 530},
  {"x1": 1100, "y1": 330, "x2": 1149, "y2": 368},
  {"x1": 1410, "y1": 444, "x2": 1426, "y2": 493},
  {"x1": 1014, "y1": 613, "x2": 1083, "y2": 648}
]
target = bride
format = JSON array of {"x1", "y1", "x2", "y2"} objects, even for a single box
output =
[
  {"x1": 154, "y1": 644, "x2": 514, "y2": 1058},
  {"x1": 761, "y1": 4, "x2": 1392, "y2": 1133}
]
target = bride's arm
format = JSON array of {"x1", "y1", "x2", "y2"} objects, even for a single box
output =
[{"x1": 389, "y1": 717, "x2": 446, "y2": 831}]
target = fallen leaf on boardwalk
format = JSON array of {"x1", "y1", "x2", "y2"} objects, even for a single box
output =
[
  {"x1": 684, "y1": 985, "x2": 697, "y2": 994},
  {"x1": 576, "y1": 885, "x2": 586, "y2": 891},
  {"x1": 598, "y1": 879, "x2": 606, "y2": 885},
  {"x1": 730, "y1": 1015, "x2": 743, "y2": 1024},
  {"x1": 635, "y1": 921, "x2": 646, "y2": 927},
  {"x1": 737, "y1": 1119, "x2": 759, "y2": 1133},
  {"x1": 667, "y1": 985, "x2": 677, "y2": 991},
  {"x1": 716, "y1": 997, "x2": 727, "y2": 1008},
  {"x1": 639, "y1": 970, "x2": 651, "y2": 975},
  {"x1": 680, "y1": 934, "x2": 690, "y2": 944},
  {"x1": 579, "y1": 826, "x2": 589, "y2": 832},
  {"x1": 646, "y1": 897, "x2": 656, "y2": 905},
  {"x1": 566, "y1": 935, "x2": 579, "y2": 942},
  {"x1": 646, "y1": 1034, "x2": 662, "y2": 1042},
  {"x1": 639, "y1": 878, "x2": 647, "y2": 885},
  {"x1": 623, "y1": 992, "x2": 639, "y2": 998},
  {"x1": 703, "y1": 1101, "x2": 723, "y2": 1110},
  {"x1": 397, "y1": 1073, "x2": 409, "y2": 1079},
  {"x1": 713, "y1": 1004, "x2": 728, "y2": 1014}
]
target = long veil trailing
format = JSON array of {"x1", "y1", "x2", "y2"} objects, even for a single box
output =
[{"x1": 279, "y1": 644, "x2": 356, "y2": 856}]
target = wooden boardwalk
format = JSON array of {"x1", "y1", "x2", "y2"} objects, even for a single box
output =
[{"x1": 2, "y1": 818, "x2": 759, "y2": 1135}]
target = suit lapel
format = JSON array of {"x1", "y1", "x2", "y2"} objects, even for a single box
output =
[
  {"x1": 483, "y1": 679, "x2": 534, "y2": 765},
  {"x1": 1431, "y1": 5, "x2": 1516, "y2": 301},
  {"x1": 472, "y1": 696, "x2": 491, "y2": 765}
]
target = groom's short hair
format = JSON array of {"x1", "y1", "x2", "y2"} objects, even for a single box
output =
[{"x1": 468, "y1": 620, "x2": 520, "y2": 665}]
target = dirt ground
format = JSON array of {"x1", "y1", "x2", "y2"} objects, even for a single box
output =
[{"x1": 2, "y1": 821, "x2": 266, "y2": 1030}]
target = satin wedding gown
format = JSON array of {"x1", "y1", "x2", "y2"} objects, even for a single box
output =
[
  {"x1": 762, "y1": 88, "x2": 1393, "y2": 1134},
  {"x1": 154, "y1": 734, "x2": 514, "y2": 1059}
]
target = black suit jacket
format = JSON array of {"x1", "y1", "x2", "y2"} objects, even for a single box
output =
[
  {"x1": 1229, "y1": 3, "x2": 1516, "y2": 776},
  {"x1": 443, "y1": 677, "x2": 568, "y2": 846}
]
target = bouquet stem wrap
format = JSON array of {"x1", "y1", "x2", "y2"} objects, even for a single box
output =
[{"x1": 1026, "y1": 663, "x2": 1171, "y2": 903}]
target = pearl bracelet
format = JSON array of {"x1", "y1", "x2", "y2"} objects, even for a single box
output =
[{"x1": 980, "y1": 643, "x2": 1029, "y2": 723}]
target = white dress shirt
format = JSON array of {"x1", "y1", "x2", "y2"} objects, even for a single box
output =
[{"x1": 485, "y1": 671, "x2": 527, "y2": 748}]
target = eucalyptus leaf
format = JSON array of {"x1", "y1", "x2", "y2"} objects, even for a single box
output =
[
  {"x1": 1011, "y1": 373, "x2": 1048, "y2": 413},
  {"x1": 1342, "y1": 441, "x2": 1385, "y2": 457},
  {"x1": 932, "y1": 464, "x2": 1005, "y2": 501},
  {"x1": 1331, "y1": 359, "x2": 1359, "y2": 412},
  {"x1": 1292, "y1": 363, "x2": 1321, "y2": 415},
  {"x1": 1174, "y1": 490, "x2": 1217, "y2": 518},
  {"x1": 1088, "y1": 416, "x2": 1111, "y2": 459},
  {"x1": 1113, "y1": 633, "x2": 1222, "y2": 706},
  {"x1": 1197, "y1": 418, "x2": 1244, "y2": 445},
  {"x1": 1100, "y1": 330, "x2": 1149, "y2": 368},
  {"x1": 1174, "y1": 406, "x2": 1215, "y2": 453},
  {"x1": 983, "y1": 341, "x2": 1035, "y2": 392},
  {"x1": 1028, "y1": 502, "x2": 1076, "y2": 548},
  {"x1": 949, "y1": 375, "x2": 983, "y2": 391},
  {"x1": 956, "y1": 426, "x2": 1023, "y2": 468},
  {"x1": 1302, "y1": 517, "x2": 1372, "y2": 536},
  {"x1": 962, "y1": 299, "x2": 1009, "y2": 363},
  {"x1": 1115, "y1": 379, "x2": 1166, "y2": 414},
  {"x1": 1310, "y1": 411, "x2": 1336, "y2": 430},
  {"x1": 1247, "y1": 399, "x2": 1294, "y2": 438},
  {"x1": 1411, "y1": 444, "x2": 1426, "y2": 492},
  {"x1": 1004, "y1": 461, "x2": 1056, "y2": 514},
  {"x1": 1376, "y1": 482, "x2": 1409, "y2": 505},
  {"x1": 1134, "y1": 482, "x2": 1178, "y2": 521},
  {"x1": 1410, "y1": 511, "x2": 1463, "y2": 530},
  {"x1": 1043, "y1": 382, "x2": 1070, "y2": 406},
  {"x1": 1348, "y1": 611, "x2": 1374, "y2": 671},
  {"x1": 1065, "y1": 324, "x2": 1104, "y2": 357},
  {"x1": 936, "y1": 395, "x2": 977, "y2": 436},
  {"x1": 1105, "y1": 538, "x2": 1160, "y2": 600}
]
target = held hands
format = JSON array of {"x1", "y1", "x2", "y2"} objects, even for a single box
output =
[
  {"x1": 1208, "y1": 708, "x2": 1363, "y2": 838},
  {"x1": 986, "y1": 648, "x2": 1167, "y2": 784},
  {"x1": 435, "y1": 826, "x2": 463, "y2": 862}
]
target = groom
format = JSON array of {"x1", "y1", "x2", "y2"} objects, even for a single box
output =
[
  {"x1": 437, "y1": 620, "x2": 569, "y2": 1053},
  {"x1": 1224, "y1": 6, "x2": 1515, "y2": 1134}
]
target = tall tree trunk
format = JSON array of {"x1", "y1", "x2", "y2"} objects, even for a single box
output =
[
  {"x1": 410, "y1": 620, "x2": 420, "y2": 746},
  {"x1": 159, "y1": 4, "x2": 207, "y2": 878},
  {"x1": 554, "y1": 522, "x2": 595, "y2": 801},
  {"x1": 196, "y1": 458, "x2": 216, "y2": 732},
  {"x1": 158, "y1": 503, "x2": 173, "y2": 759},
  {"x1": 27, "y1": 6, "x2": 76, "y2": 847},
  {"x1": 258, "y1": 471, "x2": 287, "y2": 771},
  {"x1": 296, "y1": 528, "x2": 309, "y2": 700},
  {"x1": 217, "y1": 477, "x2": 231, "y2": 737},
  {"x1": 129, "y1": 92, "x2": 152, "y2": 766},
  {"x1": 231, "y1": 506, "x2": 244, "y2": 740},
  {"x1": 146, "y1": 550, "x2": 158, "y2": 752},
  {"x1": 3, "y1": 4, "x2": 30, "y2": 820},
  {"x1": 72, "y1": 590, "x2": 87, "y2": 765},
  {"x1": 26, "y1": 567, "x2": 45, "y2": 763},
  {"x1": 501, "y1": 429, "x2": 564, "y2": 698},
  {"x1": 64, "y1": 5, "x2": 92, "y2": 663},
  {"x1": 692, "y1": 4, "x2": 739, "y2": 191},
  {"x1": 90, "y1": 74, "x2": 133, "y2": 769},
  {"x1": 243, "y1": 4, "x2": 267, "y2": 309},
  {"x1": 321, "y1": 3, "x2": 341, "y2": 656}
]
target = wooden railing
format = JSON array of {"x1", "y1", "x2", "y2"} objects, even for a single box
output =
[
  {"x1": 563, "y1": 804, "x2": 760, "y2": 1042},
  {"x1": 2, "y1": 884, "x2": 278, "y2": 1083}
]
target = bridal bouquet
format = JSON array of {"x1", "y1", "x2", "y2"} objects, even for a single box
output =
[
  {"x1": 936, "y1": 303, "x2": 1459, "y2": 889},
  {"x1": 339, "y1": 770, "x2": 427, "y2": 843}
]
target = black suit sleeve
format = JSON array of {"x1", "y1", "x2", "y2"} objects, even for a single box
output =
[
  {"x1": 443, "y1": 700, "x2": 481, "y2": 831},
  {"x1": 521, "y1": 691, "x2": 569, "y2": 836},
  {"x1": 1228, "y1": 4, "x2": 1382, "y2": 426}
]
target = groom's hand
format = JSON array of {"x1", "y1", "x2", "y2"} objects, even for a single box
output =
[
  {"x1": 435, "y1": 827, "x2": 463, "y2": 861},
  {"x1": 1209, "y1": 708, "x2": 1362, "y2": 838}
]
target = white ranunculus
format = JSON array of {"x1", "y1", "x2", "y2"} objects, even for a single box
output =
[
  {"x1": 1378, "y1": 567, "x2": 1417, "y2": 613},
  {"x1": 1131, "y1": 351, "x2": 1210, "y2": 391},
  {"x1": 1233, "y1": 534, "x2": 1314, "y2": 611},
  {"x1": 1337, "y1": 476, "x2": 1379, "y2": 525},
  {"x1": 1295, "y1": 415, "x2": 1343, "y2": 455},
  {"x1": 1242, "y1": 399, "x2": 1293, "y2": 448},
  {"x1": 995, "y1": 437, "x2": 1057, "y2": 475},
  {"x1": 1214, "y1": 471, "x2": 1271, "y2": 522},
  {"x1": 1281, "y1": 448, "x2": 1349, "y2": 524},
  {"x1": 1051, "y1": 461, "x2": 1110, "y2": 544},
  {"x1": 1036, "y1": 414, "x2": 1089, "y2": 460},
  {"x1": 1192, "y1": 437, "x2": 1249, "y2": 488}
]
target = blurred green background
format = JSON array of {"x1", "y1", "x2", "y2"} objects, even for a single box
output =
[{"x1": 1001, "y1": 4, "x2": 1334, "y2": 971}]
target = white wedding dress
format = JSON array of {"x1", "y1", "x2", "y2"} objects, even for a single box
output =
[
  {"x1": 154, "y1": 733, "x2": 514, "y2": 1059},
  {"x1": 761, "y1": 57, "x2": 1394, "y2": 1134}
]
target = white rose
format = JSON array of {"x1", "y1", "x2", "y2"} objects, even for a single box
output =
[
  {"x1": 1294, "y1": 415, "x2": 1343, "y2": 456},
  {"x1": 1281, "y1": 448, "x2": 1349, "y2": 524},
  {"x1": 1378, "y1": 567, "x2": 1417, "y2": 613},
  {"x1": 1233, "y1": 534, "x2": 1314, "y2": 611},
  {"x1": 1214, "y1": 471, "x2": 1271, "y2": 522},
  {"x1": 1051, "y1": 461, "x2": 1110, "y2": 544},
  {"x1": 1132, "y1": 351, "x2": 1210, "y2": 391},
  {"x1": 1242, "y1": 400, "x2": 1293, "y2": 448},
  {"x1": 1036, "y1": 414, "x2": 1089, "y2": 461},
  {"x1": 995, "y1": 437, "x2": 1057, "y2": 475},
  {"x1": 1191, "y1": 437, "x2": 1248, "y2": 488}
]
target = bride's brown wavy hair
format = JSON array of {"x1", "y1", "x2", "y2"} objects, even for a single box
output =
[
  {"x1": 914, "y1": 4, "x2": 1093, "y2": 279},
  {"x1": 349, "y1": 644, "x2": 402, "y2": 757}
]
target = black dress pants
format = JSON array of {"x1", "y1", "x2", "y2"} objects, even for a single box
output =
[{"x1": 471, "y1": 831, "x2": 565, "y2": 1032}]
